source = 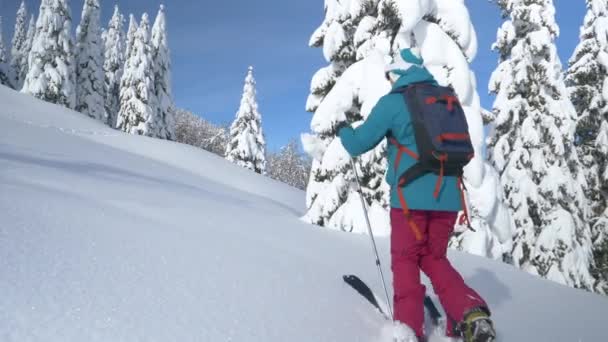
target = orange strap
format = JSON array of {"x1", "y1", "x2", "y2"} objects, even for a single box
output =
[
  {"x1": 395, "y1": 149, "x2": 403, "y2": 173},
  {"x1": 389, "y1": 137, "x2": 419, "y2": 161},
  {"x1": 434, "y1": 161, "x2": 444, "y2": 199},
  {"x1": 433, "y1": 153, "x2": 448, "y2": 199},
  {"x1": 457, "y1": 177, "x2": 471, "y2": 227},
  {"x1": 424, "y1": 95, "x2": 459, "y2": 111},
  {"x1": 437, "y1": 133, "x2": 470, "y2": 142},
  {"x1": 443, "y1": 95, "x2": 459, "y2": 111},
  {"x1": 425, "y1": 97, "x2": 438, "y2": 105},
  {"x1": 389, "y1": 137, "x2": 423, "y2": 241},
  {"x1": 397, "y1": 186, "x2": 423, "y2": 241}
]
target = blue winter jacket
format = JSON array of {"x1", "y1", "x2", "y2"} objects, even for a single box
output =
[{"x1": 338, "y1": 66, "x2": 462, "y2": 212}]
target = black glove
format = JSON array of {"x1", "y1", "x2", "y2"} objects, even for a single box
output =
[{"x1": 335, "y1": 121, "x2": 350, "y2": 135}]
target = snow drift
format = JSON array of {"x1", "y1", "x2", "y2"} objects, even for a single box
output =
[{"x1": 1, "y1": 85, "x2": 607, "y2": 341}]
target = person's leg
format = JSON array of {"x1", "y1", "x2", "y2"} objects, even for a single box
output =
[
  {"x1": 419, "y1": 211, "x2": 489, "y2": 334},
  {"x1": 390, "y1": 209, "x2": 429, "y2": 339}
]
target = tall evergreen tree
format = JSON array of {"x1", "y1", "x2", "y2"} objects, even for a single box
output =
[
  {"x1": 302, "y1": 0, "x2": 383, "y2": 233},
  {"x1": 125, "y1": 14, "x2": 138, "y2": 59},
  {"x1": 0, "y1": 17, "x2": 11, "y2": 87},
  {"x1": 9, "y1": 1, "x2": 28, "y2": 89},
  {"x1": 23, "y1": 15, "x2": 36, "y2": 70},
  {"x1": 488, "y1": 0, "x2": 595, "y2": 290},
  {"x1": 225, "y1": 66, "x2": 267, "y2": 174},
  {"x1": 151, "y1": 5, "x2": 175, "y2": 141},
  {"x1": 22, "y1": 0, "x2": 75, "y2": 109},
  {"x1": 75, "y1": 0, "x2": 107, "y2": 122},
  {"x1": 116, "y1": 13, "x2": 159, "y2": 137},
  {"x1": 566, "y1": 0, "x2": 608, "y2": 293},
  {"x1": 102, "y1": 5, "x2": 125, "y2": 127},
  {"x1": 594, "y1": 211, "x2": 608, "y2": 293}
]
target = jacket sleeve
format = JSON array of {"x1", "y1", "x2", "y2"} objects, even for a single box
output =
[{"x1": 338, "y1": 96, "x2": 394, "y2": 157}]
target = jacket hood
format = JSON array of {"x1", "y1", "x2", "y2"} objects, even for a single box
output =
[{"x1": 391, "y1": 66, "x2": 437, "y2": 90}]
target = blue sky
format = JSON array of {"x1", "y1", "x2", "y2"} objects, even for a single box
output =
[{"x1": 0, "y1": 1, "x2": 587, "y2": 152}]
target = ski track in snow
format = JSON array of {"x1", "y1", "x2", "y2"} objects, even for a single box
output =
[{"x1": 1, "y1": 86, "x2": 608, "y2": 341}]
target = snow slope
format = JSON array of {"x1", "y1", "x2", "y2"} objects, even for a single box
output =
[{"x1": 1, "y1": 85, "x2": 607, "y2": 341}]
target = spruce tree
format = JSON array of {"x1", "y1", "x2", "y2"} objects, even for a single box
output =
[
  {"x1": 594, "y1": 215, "x2": 608, "y2": 293},
  {"x1": 151, "y1": 5, "x2": 175, "y2": 140},
  {"x1": 566, "y1": 0, "x2": 608, "y2": 293},
  {"x1": 116, "y1": 13, "x2": 159, "y2": 137},
  {"x1": 125, "y1": 14, "x2": 138, "y2": 59},
  {"x1": 102, "y1": 5, "x2": 125, "y2": 127},
  {"x1": 75, "y1": 0, "x2": 107, "y2": 122},
  {"x1": 225, "y1": 66, "x2": 267, "y2": 174},
  {"x1": 0, "y1": 17, "x2": 11, "y2": 87},
  {"x1": 488, "y1": 0, "x2": 595, "y2": 290},
  {"x1": 302, "y1": 0, "x2": 383, "y2": 233},
  {"x1": 9, "y1": 1, "x2": 28, "y2": 89},
  {"x1": 22, "y1": 0, "x2": 76, "y2": 109},
  {"x1": 23, "y1": 15, "x2": 35, "y2": 71}
]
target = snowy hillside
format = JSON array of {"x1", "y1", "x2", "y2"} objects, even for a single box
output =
[{"x1": 1, "y1": 85, "x2": 608, "y2": 341}]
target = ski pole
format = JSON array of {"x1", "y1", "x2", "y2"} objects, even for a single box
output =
[{"x1": 350, "y1": 158, "x2": 394, "y2": 321}]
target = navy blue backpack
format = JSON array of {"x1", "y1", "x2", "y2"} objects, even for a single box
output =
[{"x1": 389, "y1": 83, "x2": 475, "y2": 236}]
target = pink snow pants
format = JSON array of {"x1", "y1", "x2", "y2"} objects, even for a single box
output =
[{"x1": 390, "y1": 209, "x2": 488, "y2": 338}]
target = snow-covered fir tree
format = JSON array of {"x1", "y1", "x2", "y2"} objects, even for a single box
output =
[
  {"x1": 302, "y1": 0, "x2": 514, "y2": 249},
  {"x1": 151, "y1": 5, "x2": 175, "y2": 140},
  {"x1": 0, "y1": 17, "x2": 11, "y2": 87},
  {"x1": 225, "y1": 66, "x2": 267, "y2": 174},
  {"x1": 22, "y1": 0, "x2": 75, "y2": 109},
  {"x1": 302, "y1": 0, "x2": 391, "y2": 235},
  {"x1": 117, "y1": 13, "x2": 159, "y2": 138},
  {"x1": 9, "y1": 1, "x2": 28, "y2": 89},
  {"x1": 267, "y1": 140, "x2": 311, "y2": 190},
  {"x1": 594, "y1": 209, "x2": 608, "y2": 293},
  {"x1": 23, "y1": 15, "x2": 36, "y2": 70},
  {"x1": 125, "y1": 14, "x2": 138, "y2": 59},
  {"x1": 75, "y1": 0, "x2": 107, "y2": 122},
  {"x1": 566, "y1": 0, "x2": 608, "y2": 293},
  {"x1": 488, "y1": 0, "x2": 596, "y2": 291},
  {"x1": 102, "y1": 5, "x2": 125, "y2": 127}
]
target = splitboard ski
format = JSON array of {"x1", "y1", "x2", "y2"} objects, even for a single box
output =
[{"x1": 343, "y1": 274, "x2": 442, "y2": 325}]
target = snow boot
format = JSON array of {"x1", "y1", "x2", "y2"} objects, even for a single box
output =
[{"x1": 456, "y1": 307, "x2": 495, "y2": 342}]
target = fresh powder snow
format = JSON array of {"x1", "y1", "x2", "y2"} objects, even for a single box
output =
[{"x1": 1, "y1": 84, "x2": 608, "y2": 341}]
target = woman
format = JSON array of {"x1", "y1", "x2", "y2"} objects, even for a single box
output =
[{"x1": 337, "y1": 48, "x2": 495, "y2": 342}]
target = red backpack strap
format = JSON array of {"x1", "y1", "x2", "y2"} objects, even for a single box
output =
[
  {"x1": 397, "y1": 184, "x2": 424, "y2": 241},
  {"x1": 433, "y1": 152, "x2": 448, "y2": 199},
  {"x1": 389, "y1": 137, "x2": 423, "y2": 241},
  {"x1": 457, "y1": 177, "x2": 476, "y2": 232},
  {"x1": 389, "y1": 137, "x2": 419, "y2": 166}
]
